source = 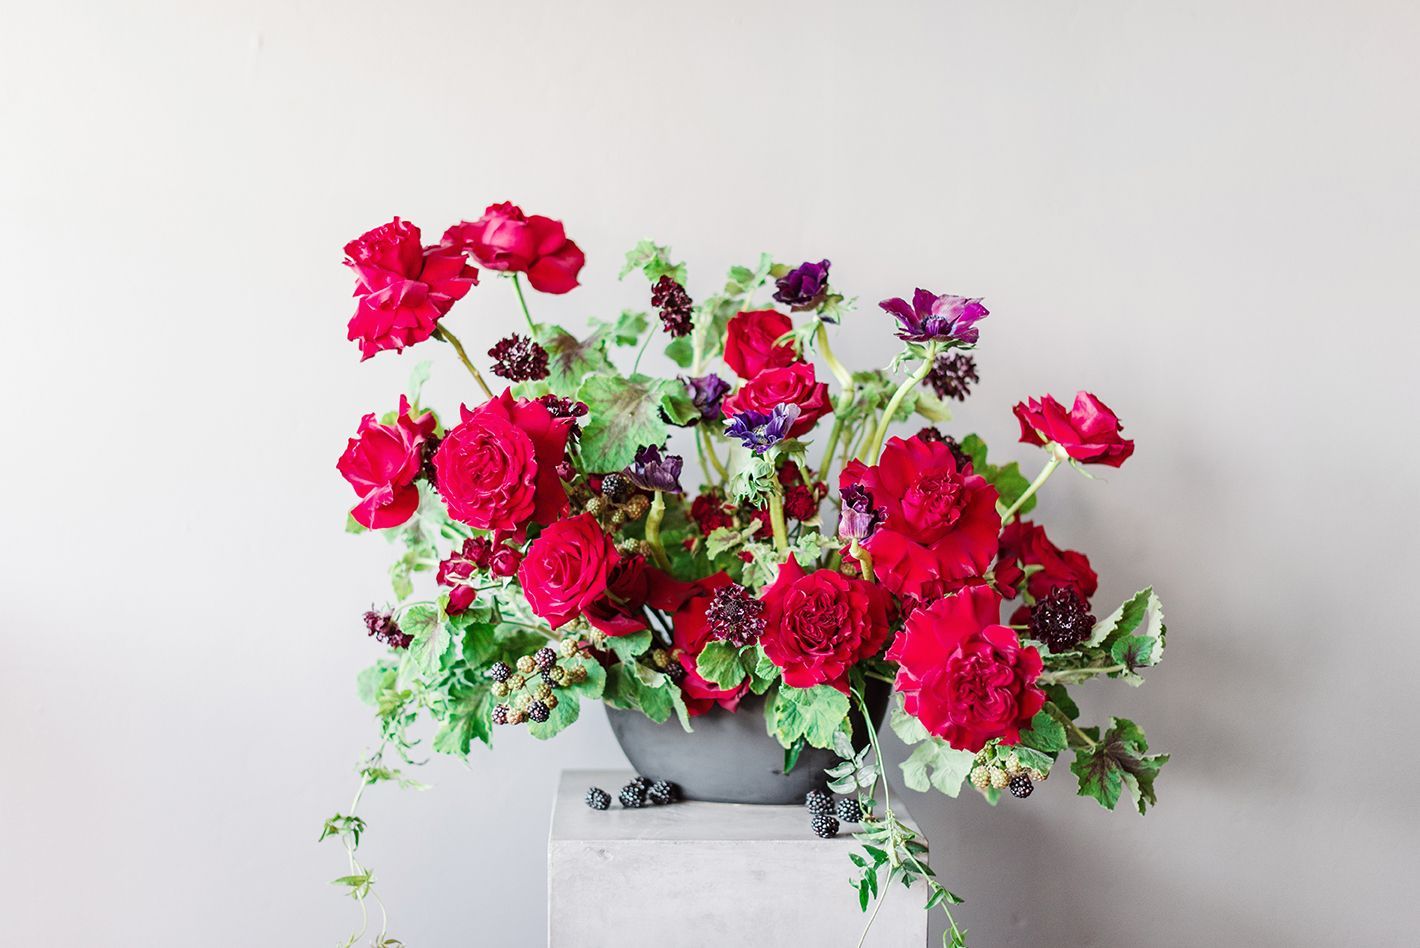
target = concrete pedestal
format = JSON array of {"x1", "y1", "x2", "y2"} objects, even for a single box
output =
[{"x1": 548, "y1": 769, "x2": 926, "y2": 947}]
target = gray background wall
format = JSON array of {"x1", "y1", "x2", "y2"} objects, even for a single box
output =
[{"x1": 4, "y1": 1, "x2": 1417, "y2": 945}]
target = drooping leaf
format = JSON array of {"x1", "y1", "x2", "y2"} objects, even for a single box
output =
[
  {"x1": 606, "y1": 629, "x2": 652, "y2": 665},
  {"x1": 1070, "y1": 716, "x2": 1169, "y2": 814}
]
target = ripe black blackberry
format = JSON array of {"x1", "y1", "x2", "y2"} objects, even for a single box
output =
[
  {"x1": 600, "y1": 472, "x2": 633, "y2": 503},
  {"x1": 491, "y1": 704, "x2": 511, "y2": 725},
  {"x1": 585, "y1": 787, "x2": 611, "y2": 811},
  {"x1": 805, "y1": 788, "x2": 833, "y2": 815},
  {"x1": 629, "y1": 775, "x2": 653, "y2": 790},
  {"x1": 1009, "y1": 774, "x2": 1034, "y2": 798},
  {"x1": 528, "y1": 700, "x2": 550, "y2": 723},
  {"x1": 540, "y1": 669, "x2": 556, "y2": 685},
  {"x1": 533, "y1": 647, "x2": 557, "y2": 672},
  {"x1": 1029, "y1": 587, "x2": 1096, "y2": 653},
  {"x1": 619, "y1": 782, "x2": 648, "y2": 808},
  {"x1": 810, "y1": 814, "x2": 840, "y2": 839},
  {"x1": 488, "y1": 661, "x2": 513, "y2": 683},
  {"x1": 665, "y1": 661, "x2": 687, "y2": 685},
  {"x1": 648, "y1": 780, "x2": 680, "y2": 805},
  {"x1": 835, "y1": 798, "x2": 863, "y2": 823}
]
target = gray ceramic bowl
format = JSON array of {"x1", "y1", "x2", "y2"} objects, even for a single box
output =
[{"x1": 604, "y1": 681, "x2": 890, "y2": 804}]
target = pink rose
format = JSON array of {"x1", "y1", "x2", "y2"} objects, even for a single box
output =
[
  {"x1": 442, "y1": 202, "x2": 585, "y2": 294},
  {"x1": 1013, "y1": 392, "x2": 1135, "y2": 467},
  {"x1": 336, "y1": 395, "x2": 436, "y2": 529}
]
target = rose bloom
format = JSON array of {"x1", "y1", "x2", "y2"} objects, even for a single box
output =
[
  {"x1": 1013, "y1": 392, "x2": 1135, "y2": 468},
  {"x1": 433, "y1": 390, "x2": 573, "y2": 532},
  {"x1": 722, "y1": 310, "x2": 797, "y2": 379},
  {"x1": 336, "y1": 395, "x2": 436, "y2": 529},
  {"x1": 673, "y1": 573, "x2": 752, "y2": 716},
  {"x1": 840, "y1": 434, "x2": 1001, "y2": 599},
  {"x1": 760, "y1": 555, "x2": 892, "y2": 689},
  {"x1": 720, "y1": 362, "x2": 832, "y2": 439},
  {"x1": 585, "y1": 553, "x2": 694, "y2": 637},
  {"x1": 888, "y1": 585, "x2": 1045, "y2": 752},
  {"x1": 441, "y1": 202, "x2": 585, "y2": 294},
  {"x1": 518, "y1": 514, "x2": 619, "y2": 629},
  {"x1": 343, "y1": 217, "x2": 479, "y2": 359}
]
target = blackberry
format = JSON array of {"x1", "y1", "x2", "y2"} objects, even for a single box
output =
[
  {"x1": 488, "y1": 661, "x2": 513, "y2": 683},
  {"x1": 540, "y1": 669, "x2": 556, "y2": 686},
  {"x1": 805, "y1": 789, "x2": 833, "y2": 815},
  {"x1": 835, "y1": 799, "x2": 863, "y2": 823},
  {"x1": 491, "y1": 704, "x2": 511, "y2": 725},
  {"x1": 585, "y1": 787, "x2": 611, "y2": 810},
  {"x1": 1008, "y1": 774, "x2": 1034, "y2": 799},
  {"x1": 810, "y1": 814, "x2": 840, "y2": 839},
  {"x1": 516, "y1": 655, "x2": 536, "y2": 674},
  {"x1": 528, "y1": 700, "x2": 550, "y2": 723},
  {"x1": 619, "y1": 782, "x2": 648, "y2": 808},
  {"x1": 665, "y1": 661, "x2": 687, "y2": 685},
  {"x1": 648, "y1": 780, "x2": 680, "y2": 805},
  {"x1": 600, "y1": 472, "x2": 633, "y2": 503},
  {"x1": 1029, "y1": 586, "x2": 1096, "y2": 653},
  {"x1": 533, "y1": 647, "x2": 557, "y2": 672},
  {"x1": 630, "y1": 775, "x2": 653, "y2": 790}
]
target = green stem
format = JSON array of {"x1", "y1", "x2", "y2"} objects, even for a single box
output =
[
  {"x1": 632, "y1": 325, "x2": 655, "y2": 374},
  {"x1": 1000, "y1": 452, "x2": 1062, "y2": 524},
  {"x1": 510, "y1": 273, "x2": 536, "y2": 334},
  {"x1": 698, "y1": 425, "x2": 729, "y2": 484},
  {"x1": 434, "y1": 325, "x2": 494, "y2": 398},
  {"x1": 1039, "y1": 663, "x2": 1126, "y2": 686},
  {"x1": 816, "y1": 322, "x2": 854, "y2": 392},
  {"x1": 768, "y1": 489, "x2": 789, "y2": 552},
  {"x1": 1046, "y1": 701, "x2": 1098, "y2": 749},
  {"x1": 854, "y1": 413, "x2": 879, "y2": 460},
  {"x1": 818, "y1": 415, "x2": 845, "y2": 478},
  {"x1": 856, "y1": 884, "x2": 888, "y2": 948},
  {"x1": 645, "y1": 491, "x2": 671, "y2": 568},
  {"x1": 849, "y1": 538, "x2": 875, "y2": 582},
  {"x1": 864, "y1": 343, "x2": 937, "y2": 462}
]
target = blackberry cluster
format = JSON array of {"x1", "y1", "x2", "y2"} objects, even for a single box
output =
[
  {"x1": 650, "y1": 275, "x2": 693, "y2": 337},
  {"x1": 705, "y1": 583, "x2": 766, "y2": 647},
  {"x1": 1029, "y1": 586, "x2": 1096, "y2": 652},
  {"x1": 619, "y1": 782, "x2": 648, "y2": 808},
  {"x1": 585, "y1": 787, "x2": 611, "y2": 810},
  {"x1": 600, "y1": 472, "x2": 633, "y2": 503},
  {"x1": 487, "y1": 333, "x2": 550, "y2": 382},
  {"x1": 648, "y1": 780, "x2": 680, "y2": 805},
  {"x1": 363, "y1": 609, "x2": 412, "y2": 649},
  {"x1": 923, "y1": 351, "x2": 979, "y2": 401},
  {"x1": 810, "y1": 814, "x2": 840, "y2": 839}
]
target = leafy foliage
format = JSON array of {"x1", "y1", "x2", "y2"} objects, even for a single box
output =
[
  {"x1": 1070, "y1": 717, "x2": 1169, "y2": 814},
  {"x1": 891, "y1": 704, "x2": 976, "y2": 797},
  {"x1": 577, "y1": 372, "x2": 695, "y2": 471},
  {"x1": 959, "y1": 433, "x2": 1035, "y2": 516},
  {"x1": 767, "y1": 684, "x2": 850, "y2": 749}
]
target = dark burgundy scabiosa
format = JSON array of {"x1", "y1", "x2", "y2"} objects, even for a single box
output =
[
  {"x1": 363, "y1": 608, "x2": 412, "y2": 649},
  {"x1": 913, "y1": 429, "x2": 973, "y2": 472},
  {"x1": 879, "y1": 289, "x2": 988, "y2": 345},
  {"x1": 1029, "y1": 586, "x2": 1097, "y2": 653},
  {"x1": 773, "y1": 259, "x2": 831, "y2": 309},
  {"x1": 924, "y1": 352, "x2": 979, "y2": 401},
  {"x1": 723, "y1": 403, "x2": 800, "y2": 454},
  {"x1": 419, "y1": 433, "x2": 442, "y2": 487},
  {"x1": 488, "y1": 334, "x2": 550, "y2": 383},
  {"x1": 626, "y1": 444, "x2": 684, "y2": 494},
  {"x1": 650, "y1": 275, "x2": 694, "y2": 337},
  {"x1": 684, "y1": 373, "x2": 731, "y2": 422},
  {"x1": 838, "y1": 484, "x2": 886, "y2": 541},
  {"x1": 537, "y1": 395, "x2": 589, "y2": 420},
  {"x1": 705, "y1": 582, "x2": 766, "y2": 647}
]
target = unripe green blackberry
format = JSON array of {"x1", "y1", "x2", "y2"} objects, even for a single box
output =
[
  {"x1": 989, "y1": 767, "x2": 1009, "y2": 789},
  {"x1": 516, "y1": 655, "x2": 536, "y2": 674},
  {"x1": 513, "y1": 693, "x2": 532, "y2": 711},
  {"x1": 491, "y1": 681, "x2": 510, "y2": 698},
  {"x1": 584, "y1": 496, "x2": 606, "y2": 516},
  {"x1": 970, "y1": 767, "x2": 991, "y2": 789},
  {"x1": 505, "y1": 708, "x2": 526, "y2": 725},
  {"x1": 566, "y1": 665, "x2": 588, "y2": 684},
  {"x1": 550, "y1": 666, "x2": 570, "y2": 686},
  {"x1": 558, "y1": 639, "x2": 579, "y2": 658},
  {"x1": 508, "y1": 674, "x2": 526, "y2": 690},
  {"x1": 1029, "y1": 769, "x2": 1047, "y2": 783},
  {"x1": 535, "y1": 683, "x2": 553, "y2": 701},
  {"x1": 1005, "y1": 752, "x2": 1022, "y2": 775},
  {"x1": 650, "y1": 648, "x2": 670, "y2": 670},
  {"x1": 544, "y1": 694, "x2": 559, "y2": 710}
]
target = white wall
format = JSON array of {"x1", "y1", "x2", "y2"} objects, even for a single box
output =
[{"x1": 3, "y1": 1, "x2": 1417, "y2": 944}]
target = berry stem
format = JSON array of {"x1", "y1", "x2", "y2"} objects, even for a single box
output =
[
  {"x1": 434, "y1": 325, "x2": 494, "y2": 399},
  {"x1": 864, "y1": 342, "x2": 937, "y2": 463},
  {"x1": 510, "y1": 273, "x2": 537, "y2": 334},
  {"x1": 999, "y1": 450, "x2": 1063, "y2": 524}
]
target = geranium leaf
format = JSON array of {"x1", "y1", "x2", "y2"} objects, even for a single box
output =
[
  {"x1": 1069, "y1": 716, "x2": 1169, "y2": 814},
  {"x1": 576, "y1": 372, "x2": 685, "y2": 472},
  {"x1": 768, "y1": 684, "x2": 850, "y2": 749},
  {"x1": 696, "y1": 642, "x2": 746, "y2": 689},
  {"x1": 536, "y1": 324, "x2": 615, "y2": 395}
]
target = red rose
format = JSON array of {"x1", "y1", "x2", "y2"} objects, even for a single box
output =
[
  {"x1": 442, "y1": 202, "x2": 585, "y2": 295},
  {"x1": 433, "y1": 390, "x2": 573, "y2": 532},
  {"x1": 722, "y1": 310, "x2": 797, "y2": 379},
  {"x1": 336, "y1": 395, "x2": 436, "y2": 529},
  {"x1": 760, "y1": 556, "x2": 892, "y2": 689},
  {"x1": 518, "y1": 514, "x2": 619, "y2": 629},
  {"x1": 673, "y1": 573, "x2": 751, "y2": 716},
  {"x1": 720, "y1": 362, "x2": 832, "y2": 439},
  {"x1": 888, "y1": 585, "x2": 1044, "y2": 752},
  {"x1": 996, "y1": 520, "x2": 1097, "y2": 602},
  {"x1": 343, "y1": 218, "x2": 478, "y2": 360},
  {"x1": 840, "y1": 435, "x2": 1001, "y2": 599},
  {"x1": 1013, "y1": 392, "x2": 1135, "y2": 468},
  {"x1": 585, "y1": 553, "x2": 695, "y2": 636}
]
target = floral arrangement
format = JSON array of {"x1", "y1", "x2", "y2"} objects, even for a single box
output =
[{"x1": 326, "y1": 202, "x2": 1169, "y2": 947}]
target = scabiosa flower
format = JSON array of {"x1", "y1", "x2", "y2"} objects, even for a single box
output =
[
  {"x1": 838, "y1": 484, "x2": 886, "y2": 541},
  {"x1": 705, "y1": 583, "x2": 766, "y2": 647},
  {"x1": 924, "y1": 352, "x2": 979, "y2": 401},
  {"x1": 683, "y1": 373, "x2": 731, "y2": 422},
  {"x1": 773, "y1": 259, "x2": 831, "y2": 309},
  {"x1": 650, "y1": 275, "x2": 694, "y2": 337},
  {"x1": 879, "y1": 289, "x2": 988, "y2": 345},
  {"x1": 1029, "y1": 586, "x2": 1096, "y2": 653},
  {"x1": 364, "y1": 608, "x2": 412, "y2": 649},
  {"x1": 915, "y1": 428, "x2": 973, "y2": 471},
  {"x1": 723, "y1": 403, "x2": 801, "y2": 454},
  {"x1": 626, "y1": 444, "x2": 684, "y2": 494},
  {"x1": 487, "y1": 333, "x2": 550, "y2": 382}
]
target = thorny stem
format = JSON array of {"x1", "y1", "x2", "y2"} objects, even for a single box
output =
[
  {"x1": 864, "y1": 342, "x2": 937, "y2": 462},
  {"x1": 434, "y1": 325, "x2": 494, "y2": 399},
  {"x1": 510, "y1": 273, "x2": 536, "y2": 334}
]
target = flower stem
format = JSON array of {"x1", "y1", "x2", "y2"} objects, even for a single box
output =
[
  {"x1": 1039, "y1": 664, "x2": 1126, "y2": 686},
  {"x1": 646, "y1": 491, "x2": 671, "y2": 569},
  {"x1": 849, "y1": 538, "x2": 875, "y2": 582},
  {"x1": 698, "y1": 425, "x2": 728, "y2": 484},
  {"x1": 818, "y1": 416, "x2": 845, "y2": 479},
  {"x1": 768, "y1": 489, "x2": 789, "y2": 552},
  {"x1": 1000, "y1": 451, "x2": 1062, "y2": 524},
  {"x1": 864, "y1": 343, "x2": 937, "y2": 462},
  {"x1": 816, "y1": 322, "x2": 854, "y2": 392},
  {"x1": 510, "y1": 273, "x2": 536, "y2": 334},
  {"x1": 632, "y1": 324, "x2": 655, "y2": 374},
  {"x1": 434, "y1": 325, "x2": 493, "y2": 399}
]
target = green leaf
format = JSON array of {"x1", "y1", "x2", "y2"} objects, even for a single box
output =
[
  {"x1": 433, "y1": 690, "x2": 493, "y2": 755},
  {"x1": 606, "y1": 629, "x2": 652, "y2": 665},
  {"x1": 889, "y1": 703, "x2": 931, "y2": 745},
  {"x1": 1070, "y1": 716, "x2": 1169, "y2": 814},
  {"x1": 536, "y1": 325, "x2": 615, "y2": 395},
  {"x1": 767, "y1": 684, "x2": 851, "y2": 749},
  {"x1": 900, "y1": 739, "x2": 976, "y2": 797},
  {"x1": 528, "y1": 691, "x2": 581, "y2": 739},
  {"x1": 345, "y1": 513, "x2": 367, "y2": 534},
  {"x1": 356, "y1": 662, "x2": 397, "y2": 706},
  {"x1": 696, "y1": 642, "x2": 747, "y2": 689},
  {"x1": 620, "y1": 239, "x2": 687, "y2": 285},
  {"x1": 403, "y1": 604, "x2": 450, "y2": 676},
  {"x1": 960, "y1": 433, "x2": 1036, "y2": 515},
  {"x1": 588, "y1": 310, "x2": 650, "y2": 348},
  {"x1": 1019, "y1": 710, "x2": 1068, "y2": 753},
  {"x1": 406, "y1": 360, "x2": 432, "y2": 402},
  {"x1": 605, "y1": 663, "x2": 674, "y2": 723},
  {"x1": 664, "y1": 335, "x2": 693, "y2": 368},
  {"x1": 742, "y1": 645, "x2": 779, "y2": 694},
  {"x1": 1088, "y1": 588, "x2": 1166, "y2": 683},
  {"x1": 577, "y1": 372, "x2": 691, "y2": 472}
]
